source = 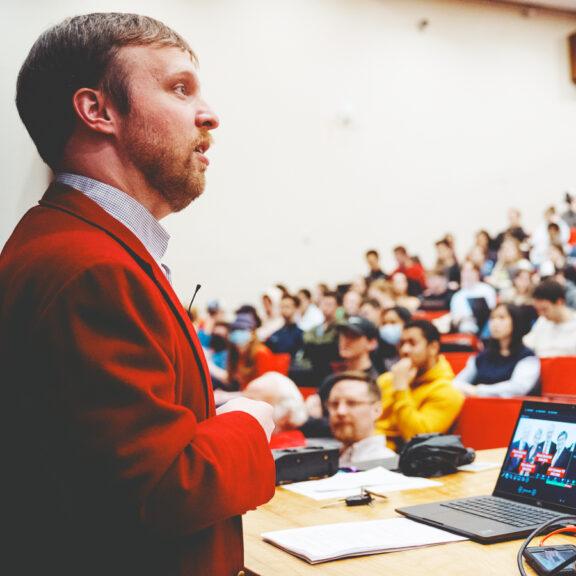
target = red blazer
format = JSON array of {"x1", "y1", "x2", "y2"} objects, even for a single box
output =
[{"x1": 0, "y1": 183, "x2": 275, "y2": 576}]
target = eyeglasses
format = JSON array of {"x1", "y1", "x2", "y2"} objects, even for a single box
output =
[{"x1": 326, "y1": 399, "x2": 375, "y2": 412}]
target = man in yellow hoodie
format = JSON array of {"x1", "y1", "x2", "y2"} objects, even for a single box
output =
[{"x1": 376, "y1": 320, "x2": 464, "y2": 450}]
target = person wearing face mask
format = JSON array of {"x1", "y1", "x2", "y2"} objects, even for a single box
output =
[
  {"x1": 453, "y1": 303, "x2": 540, "y2": 398},
  {"x1": 227, "y1": 312, "x2": 276, "y2": 390},
  {"x1": 379, "y1": 306, "x2": 412, "y2": 371}
]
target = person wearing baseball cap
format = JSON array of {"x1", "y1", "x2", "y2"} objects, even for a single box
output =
[{"x1": 299, "y1": 316, "x2": 381, "y2": 438}]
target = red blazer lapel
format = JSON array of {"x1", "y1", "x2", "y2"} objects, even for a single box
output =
[{"x1": 40, "y1": 182, "x2": 215, "y2": 415}]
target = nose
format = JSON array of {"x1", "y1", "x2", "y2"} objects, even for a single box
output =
[
  {"x1": 196, "y1": 99, "x2": 219, "y2": 130},
  {"x1": 335, "y1": 402, "x2": 349, "y2": 416}
]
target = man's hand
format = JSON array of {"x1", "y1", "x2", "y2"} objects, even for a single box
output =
[
  {"x1": 391, "y1": 358, "x2": 417, "y2": 391},
  {"x1": 216, "y1": 397, "x2": 275, "y2": 442}
]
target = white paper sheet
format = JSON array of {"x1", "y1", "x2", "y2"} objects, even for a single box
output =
[
  {"x1": 262, "y1": 517, "x2": 467, "y2": 564},
  {"x1": 457, "y1": 462, "x2": 501, "y2": 473},
  {"x1": 281, "y1": 466, "x2": 441, "y2": 500}
]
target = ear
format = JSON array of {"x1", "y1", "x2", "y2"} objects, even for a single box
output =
[
  {"x1": 370, "y1": 400, "x2": 383, "y2": 422},
  {"x1": 368, "y1": 338, "x2": 378, "y2": 352},
  {"x1": 429, "y1": 340, "x2": 440, "y2": 357},
  {"x1": 72, "y1": 88, "x2": 118, "y2": 136}
]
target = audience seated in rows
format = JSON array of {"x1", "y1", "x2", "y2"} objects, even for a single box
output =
[
  {"x1": 453, "y1": 303, "x2": 540, "y2": 398},
  {"x1": 375, "y1": 320, "x2": 464, "y2": 451},
  {"x1": 265, "y1": 294, "x2": 304, "y2": 357},
  {"x1": 524, "y1": 280, "x2": 576, "y2": 357},
  {"x1": 195, "y1": 195, "x2": 576, "y2": 454},
  {"x1": 326, "y1": 372, "x2": 396, "y2": 466}
]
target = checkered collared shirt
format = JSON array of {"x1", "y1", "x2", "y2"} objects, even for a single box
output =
[{"x1": 55, "y1": 173, "x2": 172, "y2": 281}]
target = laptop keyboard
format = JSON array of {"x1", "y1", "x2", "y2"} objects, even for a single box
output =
[{"x1": 440, "y1": 496, "x2": 562, "y2": 527}]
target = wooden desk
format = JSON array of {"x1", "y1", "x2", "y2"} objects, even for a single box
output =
[{"x1": 244, "y1": 449, "x2": 570, "y2": 575}]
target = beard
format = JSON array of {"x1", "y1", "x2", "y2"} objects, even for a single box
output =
[
  {"x1": 331, "y1": 421, "x2": 358, "y2": 444},
  {"x1": 123, "y1": 112, "x2": 211, "y2": 213}
]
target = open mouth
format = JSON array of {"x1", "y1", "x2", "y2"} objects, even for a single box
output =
[
  {"x1": 193, "y1": 142, "x2": 210, "y2": 165},
  {"x1": 194, "y1": 142, "x2": 209, "y2": 154}
]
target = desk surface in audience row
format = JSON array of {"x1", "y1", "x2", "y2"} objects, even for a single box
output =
[{"x1": 244, "y1": 448, "x2": 565, "y2": 576}]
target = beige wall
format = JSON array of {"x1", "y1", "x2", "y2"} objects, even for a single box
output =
[{"x1": 2, "y1": 0, "x2": 576, "y2": 311}]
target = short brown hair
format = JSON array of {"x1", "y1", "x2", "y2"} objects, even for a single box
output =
[
  {"x1": 324, "y1": 371, "x2": 381, "y2": 403},
  {"x1": 16, "y1": 13, "x2": 195, "y2": 170}
]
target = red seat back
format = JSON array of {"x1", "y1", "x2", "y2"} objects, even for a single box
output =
[
  {"x1": 444, "y1": 352, "x2": 473, "y2": 375},
  {"x1": 540, "y1": 357, "x2": 576, "y2": 396},
  {"x1": 412, "y1": 310, "x2": 450, "y2": 322},
  {"x1": 255, "y1": 352, "x2": 291, "y2": 377},
  {"x1": 440, "y1": 333, "x2": 480, "y2": 352},
  {"x1": 452, "y1": 397, "x2": 525, "y2": 450},
  {"x1": 298, "y1": 386, "x2": 317, "y2": 399}
]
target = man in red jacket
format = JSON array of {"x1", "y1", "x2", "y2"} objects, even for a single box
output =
[{"x1": 0, "y1": 13, "x2": 275, "y2": 576}]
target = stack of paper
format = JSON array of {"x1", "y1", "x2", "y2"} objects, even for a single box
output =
[
  {"x1": 282, "y1": 466, "x2": 441, "y2": 500},
  {"x1": 262, "y1": 517, "x2": 467, "y2": 563}
]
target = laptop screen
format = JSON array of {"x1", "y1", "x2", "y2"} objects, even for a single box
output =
[{"x1": 494, "y1": 401, "x2": 576, "y2": 510}]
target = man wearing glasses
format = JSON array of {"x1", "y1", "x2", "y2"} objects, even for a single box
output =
[{"x1": 327, "y1": 371, "x2": 396, "y2": 466}]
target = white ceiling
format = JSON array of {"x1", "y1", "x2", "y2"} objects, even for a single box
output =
[{"x1": 496, "y1": 0, "x2": 576, "y2": 12}]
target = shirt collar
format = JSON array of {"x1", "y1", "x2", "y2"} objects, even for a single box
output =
[{"x1": 55, "y1": 173, "x2": 170, "y2": 264}]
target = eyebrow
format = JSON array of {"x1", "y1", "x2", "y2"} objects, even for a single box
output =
[{"x1": 166, "y1": 69, "x2": 199, "y2": 86}]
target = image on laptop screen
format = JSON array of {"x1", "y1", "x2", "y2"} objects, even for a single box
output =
[{"x1": 495, "y1": 402, "x2": 576, "y2": 510}]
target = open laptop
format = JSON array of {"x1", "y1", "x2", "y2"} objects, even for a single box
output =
[{"x1": 396, "y1": 401, "x2": 576, "y2": 543}]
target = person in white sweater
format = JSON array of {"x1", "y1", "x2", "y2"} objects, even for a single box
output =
[{"x1": 524, "y1": 280, "x2": 576, "y2": 358}]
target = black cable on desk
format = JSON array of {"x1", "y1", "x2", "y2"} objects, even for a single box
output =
[{"x1": 516, "y1": 515, "x2": 576, "y2": 575}]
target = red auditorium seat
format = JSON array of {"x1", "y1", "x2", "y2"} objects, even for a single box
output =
[
  {"x1": 452, "y1": 396, "x2": 575, "y2": 450},
  {"x1": 440, "y1": 333, "x2": 480, "y2": 352},
  {"x1": 255, "y1": 352, "x2": 291, "y2": 377},
  {"x1": 412, "y1": 310, "x2": 450, "y2": 322},
  {"x1": 453, "y1": 397, "x2": 527, "y2": 450},
  {"x1": 444, "y1": 351, "x2": 473, "y2": 375},
  {"x1": 298, "y1": 387, "x2": 317, "y2": 399},
  {"x1": 540, "y1": 357, "x2": 576, "y2": 396}
]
